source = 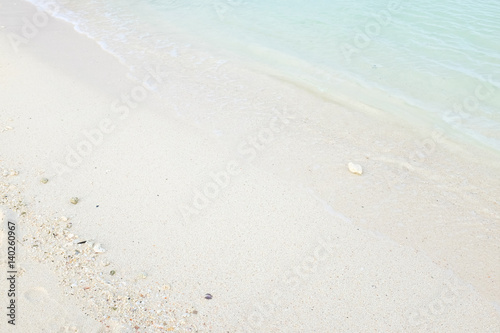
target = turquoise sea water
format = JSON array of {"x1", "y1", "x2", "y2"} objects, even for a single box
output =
[{"x1": 30, "y1": 0, "x2": 500, "y2": 151}]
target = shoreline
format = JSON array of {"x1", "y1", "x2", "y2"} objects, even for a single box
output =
[
  {"x1": 23, "y1": 0, "x2": 500, "y2": 155},
  {"x1": 1, "y1": 0, "x2": 499, "y2": 332},
  {"x1": 18, "y1": 0, "x2": 500, "y2": 155}
]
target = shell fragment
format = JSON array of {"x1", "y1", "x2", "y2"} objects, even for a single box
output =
[{"x1": 347, "y1": 162, "x2": 363, "y2": 175}]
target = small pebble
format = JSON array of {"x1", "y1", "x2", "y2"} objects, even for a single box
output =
[
  {"x1": 347, "y1": 162, "x2": 363, "y2": 175},
  {"x1": 40, "y1": 178, "x2": 49, "y2": 184},
  {"x1": 93, "y1": 243, "x2": 106, "y2": 253},
  {"x1": 61, "y1": 216, "x2": 68, "y2": 222},
  {"x1": 110, "y1": 270, "x2": 116, "y2": 276},
  {"x1": 70, "y1": 197, "x2": 79, "y2": 205},
  {"x1": 204, "y1": 293, "x2": 213, "y2": 300}
]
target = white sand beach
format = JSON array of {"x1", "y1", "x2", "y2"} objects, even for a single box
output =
[{"x1": 1, "y1": 0, "x2": 499, "y2": 332}]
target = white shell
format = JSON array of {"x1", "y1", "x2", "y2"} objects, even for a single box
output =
[{"x1": 348, "y1": 162, "x2": 363, "y2": 175}]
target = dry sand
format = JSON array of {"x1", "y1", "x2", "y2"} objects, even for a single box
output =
[{"x1": 0, "y1": 0, "x2": 499, "y2": 332}]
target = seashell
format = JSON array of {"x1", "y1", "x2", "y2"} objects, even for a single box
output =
[
  {"x1": 70, "y1": 197, "x2": 79, "y2": 204},
  {"x1": 204, "y1": 293, "x2": 213, "y2": 300},
  {"x1": 347, "y1": 162, "x2": 363, "y2": 175}
]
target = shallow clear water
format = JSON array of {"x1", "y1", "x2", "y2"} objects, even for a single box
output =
[{"x1": 30, "y1": 0, "x2": 500, "y2": 151}]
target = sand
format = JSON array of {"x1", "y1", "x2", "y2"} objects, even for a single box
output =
[{"x1": 0, "y1": 0, "x2": 499, "y2": 332}]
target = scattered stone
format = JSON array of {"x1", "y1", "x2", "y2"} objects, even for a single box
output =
[
  {"x1": 0, "y1": 165, "x2": 199, "y2": 331},
  {"x1": 70, "y1": 197, "x2": 79, "y2": 204},
  {"x1": 1, "y1": 170, "x2": 17, "y2": 177},
  {"x1": 110, "y1": 270, "x2": 116, "y2": 276},
  {"x1": 347, "y1": 162, "x2": 363, "y2": 175},
  {"x1": 40, "y1": 178, "x2": 49, "y2": 184},
  {"x1": 204, "y1": 293, "x2": 213, "y2": 300},
  {"x1": 61, "y1": 216, "x2": 68, "y2": 222}
]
